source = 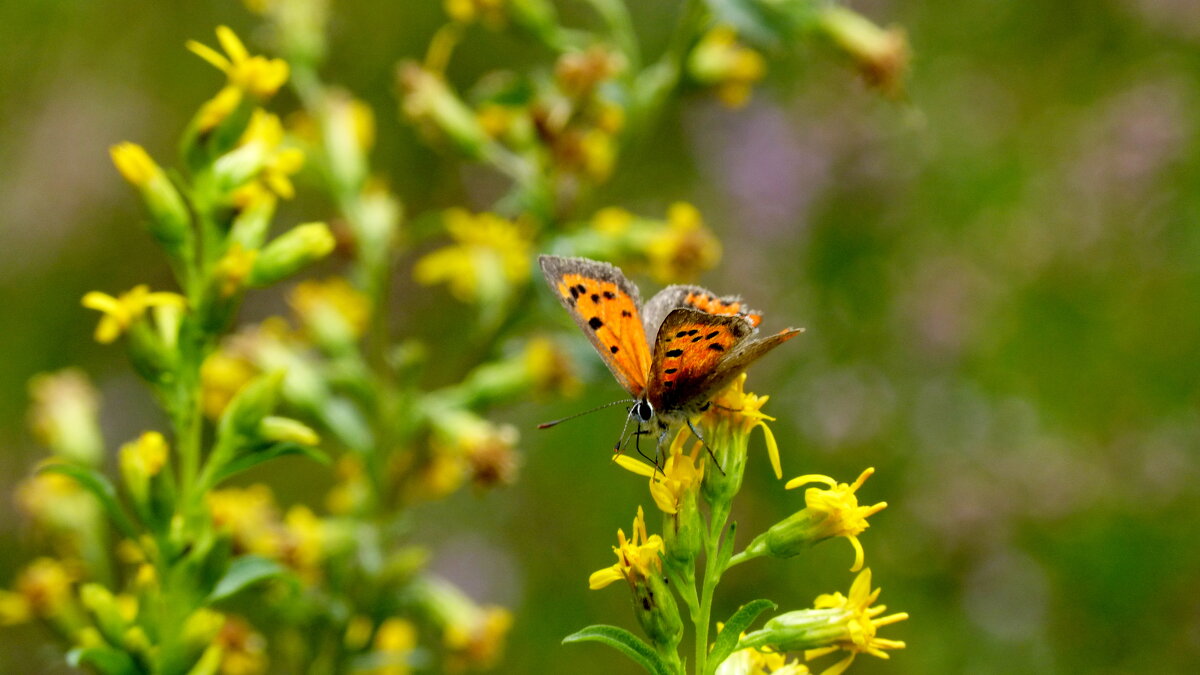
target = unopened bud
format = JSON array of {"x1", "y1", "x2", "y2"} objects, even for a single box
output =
[{"x1": 250, "y1": 223, "x2": 336, "y2": 285}]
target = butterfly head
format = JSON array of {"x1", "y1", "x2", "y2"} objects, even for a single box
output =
[{"x1": 631, "y1": 398, "x2": 654, "y2": 424}]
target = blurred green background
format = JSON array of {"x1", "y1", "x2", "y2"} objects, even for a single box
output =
[{"x1": 3, "y1": 0, "x2": 1200, "y2": 672}]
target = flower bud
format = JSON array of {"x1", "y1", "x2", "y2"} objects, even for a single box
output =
[
  {"x1": 398, "y1": 62, "x2": 491, "y2": 159},
  {"x1": 110, "y1": 143, "x2": 192, "y2": 255},
  {"x1": 219, "y1": 371, "x2": 285, "y2": 442},
  {"x1": 79, "y1": 583, "x2": 128, "y2": 647},
  {"x1": 250, "y1": 223, "x2": 336, "y2": 286},
  {"x1": 258, "y1": 415, "x2": 320, "y2": 446},
  {"x1": 818, "y1": 6, "x2": 909, "y2": 98}
]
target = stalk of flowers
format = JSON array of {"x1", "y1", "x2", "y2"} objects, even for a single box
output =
[
  {"x1": 566, "y1": 375, "x2": 907, "y2": 675},
  {"x1": 4, "y1": 25, "x2": 335, "y2": 675}
]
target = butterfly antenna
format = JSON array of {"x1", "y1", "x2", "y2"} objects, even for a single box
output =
[
  {"x1": 538, "y1": 399, "x2": 636, "y2": 429},
  {"x1": 687, "y1": 418, "x2": 726, "y2": 476}
]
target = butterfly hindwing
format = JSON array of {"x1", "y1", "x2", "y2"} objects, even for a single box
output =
[
  {"x1": 539, "y1": 255, "x2": 652, "y2": 396},
  {"x1": 642, "y1": 285, "x2": 763, "y2": 347},
  {"x1": 646, "y1": 308, "x2": 755, "y2": 412}
]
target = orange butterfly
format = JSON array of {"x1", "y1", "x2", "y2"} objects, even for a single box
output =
[{"x1": 539, "y1": 255, "x2": 802, "y2": 453}]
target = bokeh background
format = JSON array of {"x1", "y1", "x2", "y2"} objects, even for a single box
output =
[{"x1": 3, "y1": 0, "x2": 1200, "y2": 672}]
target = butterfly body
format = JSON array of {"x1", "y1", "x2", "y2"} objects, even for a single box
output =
[{"x1": 539, "y1": 255, "x2": 801, "y2": 447}]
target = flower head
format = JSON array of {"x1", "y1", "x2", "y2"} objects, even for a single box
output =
[
  {"x1": 688, "y1": 26, "x2": 766, "y2": 108},
  {"x1": 187, "y1": 26, "x2": 289, "y2": 98},
  {"x1": 646, "y1": 202, "x2": 721, "y2": 284},
  {"x1": 739, "y1": 569, "x2": 907, "y2": 674},
  {"x1": 702, "y1": 373, "x2": 782, "y2": 478},
  {"x1": 288, "y1": 277, "x2": 371, "y2": 346},
  {"x1": 784, "y1": 468, "x2": 887, "y2": 571},
  {"x1": 81, "y1": 285, "x2": 186, "y2": 344},
  {"x1": 615, "y1": 431, "x2": 705, "y2": 515},
  {"x1": 589, "y1": 506, "x2": 664, "y2": 590},
  {"x1": 217, "y1": 615, "x2": 268, "y2": 675},
  {"x1": 414, "y1": 209, "x2": 532, "y2": 304},
  {"x1": 234, "y1": 110, "x2": 306, "y2": 200},
  {"x1": 27, "y1": 369, "x2": 103, "y2": 464}
]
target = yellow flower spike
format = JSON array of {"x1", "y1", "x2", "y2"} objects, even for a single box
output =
[
  {"x1": 414, "y1": 209, "x2": 532, "y2": 303},
  {"x1": 288, "y1": 277, "x2": 371, "y2": 344},
  {"x1": 196, "y1": 85, "x2": 244, "y2": 134},
  {"x1": 215, "y1": 243, "x2": 259, "y2": 297},
  {"x1": 614, "y1": 430, "x2": 705, "y2": 515},
  {"x1": 704, "y1": 373, "x2": 782, "y2": 479},
  {"x1": 785, "y1": 468, "x2": 887, "y2": 572},
  {"x1": 15, "y1": 558, "x2": 75, "y2": 618},
  {"x1": 187, "y1": 26, "x2": 289, "y2": 98},
  {"x1": 589, "y1": 506, "x2": 665, "y2": 590},
  {"x1": 592, "y1": 206, "x2": 634, "y2": 235},
  {"x1": 688, "y1": 26, "x2": 766, "y2": 108},
  {"x1": 81, "y1": 286, "x2": 186, "y2": 344},
  {"x1": 215, "y1": 616, "x2": 268, "y2": 675},
  {"x1": 121, "y1": 431, "x2": 169, "y2": 478}
]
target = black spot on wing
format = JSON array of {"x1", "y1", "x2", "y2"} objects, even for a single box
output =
[
  {"x1": 603, "y1": 291, "x2": 616, "y2": 299},
  {"x1": 675, "y1": 331, "x2": 688, "y2": 338},
  {"x1": 610, "y1": 345, "x2": 619, "y2": 353},
  {"x1": 569, "y1": 286, "x2": 580, "y2": 299},
  {"x1": 664, "y1": 368, "x2": 677, "y2": 374},
  {"x1": 705, "y1": 331, "x2": 719, "y2": 339},
  {"x1": 591, "y1": 294, "x2": 600, "y2": 303},
  {"x1": 708, "y1": 343, "x2": 724, "y2": 352},
  {"x1": 621, "y1": 310, "x2": 632, "y2": 317},
  {"x1": 666, "y1": 348, "x2": 683, "y2": 357},
  {"x1": 589, "y1": 317, "x2": 604, "y2": 330}
]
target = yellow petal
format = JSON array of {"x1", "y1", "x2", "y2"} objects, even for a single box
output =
[
  {"x1": 588, "y1": 566, "x2": 623, "y2": 590},
  {"x1": 756, "y1": 420, "x2": 782, "y2": 479},
  {"x1": 81, "y1": 291, "x2": 122, "y2": 314},
  {"x1": 215, "y1": 26, "x2": 249, "y2": 64},
  {"x1": 613, "y1": 454, "x2": 656, "y2": 478},
  {"x1": 186, "y1": 40, "x2": 231, "y2": 71}
]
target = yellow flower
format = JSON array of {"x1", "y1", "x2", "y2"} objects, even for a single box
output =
[
  {"x1": 187, "y1": 26, "x2": 289, "y2": 98},
  {"x1": 818, "y1": 7, "x2": 909, "y2": 99},
  {"x1": 208, "y1": 485, "x2": 282, "y2": 559},
  {"x1": 196, "y1": 85, "x2": 245, "y2": 134},
  {"x1": 15, "y1": 558, "x2": 76, "y2": 618},
  {"x1": 217, "y1": 616, "x2": 268, "y2": 675},
  {"x1": 0, "y1": 590, "x2": 31, "y2": 625},
  {"x1": 444, "y1": 0, "x2": 506, "y2": 26},
  {"x1": 784, "y1": 468, "x2": 887, "y2": 572},
  {"x1": 201, "y1": 350, "x2": 259, "y2": 419},
  {"x1": 444, "y1": 606, "x2": 513, "y2": 672},
  {"x1": 120, "y1": 431, "x2": 169, "y2": 479},
  {"x1": 413, "y1": 209, "x2": 532, "y2": 303},
  {"x1": 109, "y1": 143, "x2": 161, "y2": 187},
  {"x1": 288, "y1": 277, "x2": 371, "y2": 342},
  {"x1": 81, "y1": 285, "x2": 186, "y2": 344},
  {"x1": 27, "y1": 369, "x2": 103, "y2": 465},
  {"x1": 238, "y1": 109, "x2": 306, "y2": 199},
  {"x1": 216, "y1": 243, "x2": 260, "y2": 297},
  {"x1": 522, "y1": 336, "x2": 581, "y2": 398},
  {"x1": 688, "y1": 26, "x2": 766, "y2": 108},
  {"x1": 370, "y1": 617, "x2": 417, "y2": 674},
  {"x1": 589, "y1": 506, "x2": 664, "y2": 590},
  {"x1": 326, "y1": 455, "x2": 370, "y2": 516},
  {"x1": 592, "y1": 206, "x2": 634, "y2": 235},
  {"x1": 702, "y1": 373, "x2": 782, "y2": 479},
  {"x1": 615, "y1": 430, "x2": 705, "y2": 515},
  {"x1": 279, "y1": 505, "x2": 325, "y2": 580},
  {"x1": 804, "y1": 569, "x2": 908, "y2": 674},
  {"x1": 646, "y1": 202, "x2": 721, "y2": 284}
]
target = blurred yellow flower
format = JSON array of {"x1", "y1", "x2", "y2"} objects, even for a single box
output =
[
  {"x1": 216, "y1": 243, "x2": 260, "y2": 297},
  {"x1": 689, "y1": 26, "x2": 766, "y2": 108},
  {"x1": 804, "y1": 569, "x2": 908, "y2": 674},
  {"x1": 592, "y1": 206, "x2": 634, "y2": 235},
  {"x1": 27, "y1": 369, "x2": 103, "y2": 465},
  {"x1": 646, "y1": 202, "x2": 721, "y2": 284},
  {"x1": 589, "y1": 506, "x2": 664, "y2": 590},
  {"x1": 187, "y1": 26, "x2": 289, "y2": 98},
  {"x1": 239, "y1": 110, "x2": 306, "y2": 199},
  {"x1": 217, "y1": 616, "x2": 268, "y2": 675},
  {"x1": 208, "y1": 484, "x2": 281, "y2": 559},
  {"x1": 81, "y1": 285, "x2": 186, "y2": 344},
  {"x1": 15, "y1": 558, "x2": 76, "y2": 619},
  {"x1": 818, "y1": 7, "x2": 909, "y2": 99},
  {"x1": 197, "y1": 85, "x2": 246, "y2": 135},
  {"x1": 288, "y1": 277, "x2": 371, "y2": 341},
  {"x1": 120, "y1": 431, "x2": 169, "y2": 479},
  {"x1": 414, "y1": 209, "x2": 532, "y2": 303},
  {"x1": 522, "y1": 336, "x2": 581, "y2": 398},
  {"x1": 201, "y1": 350, "x2": 258, "y2": 419},
  {"x1": 370, "y1": 617, "x2": 417, "y2": 675},
  {"x1": 444, "y1": 0, "x2": 505, "y2": 25},
  {"x1": 445, "y1": 606, "x2": 513, "y2": 672},
  {"x1": 109, "y1": 142, "x2": 161, "y2": 187},
  {"x1": 785, "y1": 469, "x2": 887, "y2": 572}
]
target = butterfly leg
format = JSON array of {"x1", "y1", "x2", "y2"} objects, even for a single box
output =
[{"x1": 686, "y1": 418, "x2": 726, "y2": 476}]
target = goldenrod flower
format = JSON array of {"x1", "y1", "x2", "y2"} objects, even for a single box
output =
[
  {"x1": 232, "y1": 109, "x2": 306, "y2": 200},
  {"x1": 15, "y1": 558, "x2": 76, "y2": 619},
  {"x1": 740, "y1": 569, "x2": 907, "y2": 673},
  {"x1": 784, "y1": 468, "x2": 886, "y2": 572},
  {"x1": 201, "y1": 350, "x2": 258, "y2": 419},
  {"x1": 288, "y1": 277, "x2": 371, "y2": 345},
  {"x1": 16, "y1": 473, "x2": 98, "y2": 537},
  {"x1": 216, "y1": 243, "x2": 260, "y2": 297},
  {"x1": 705, "y1": 373, "x2": 781, "y2": 478},
  {"x1": 444, "y1": 0, "x2": 506, "y2": 26},
  {"x1": 522, "y1": 336, "x2": 581, "y2": 398},
  {"x1": 592, "y1": 206, "x2": 634, "y2": 235},
  {"x1": 208, "y1": 484, "x2": 282, "y2": 558},
  {"x1": 109, "y1": 142, "x2": 160, "y2": 187},
  {"x1": 27, "y1": 369, "x2": 103, "y2": 465},
  {"x1": 646, "y1": 202, "x2": 722, "y2": 284},
  {"x1": 279, "y1": 505, "x2": 325, "y2": 581},
  {"x1": 196, "y1": 85, "x2": 245, "y2": 134},
  {"x1": 251, "y1": 222, "x2": 336, "y2": 286},
  {"x1": 217, "y1": 616, "x2": 268, "y2": 675},
  {"x1": 615, "y1": 431, "x2": 704, "y2": 515},
  {"x1": 688, "y1": 26, "x2": 766, "y2": 108},
  {"x1": 399, "y1": 62, "x2": 491, "y2": 158},
  {"x1": 119, "y1": 432, "x2": 170, "y2": 512},
  {"x1": 444, "y1": 606, "x2": 513, "y2": 671},
  {"x1": 81, "y1": 285, "x2": 186, "y2": 344},
  {"x1": 589, "y1": 506, "x2": 664, "y2": 590},
  {"x1": 370, "y1": 617, "x2": 417, "y2": 674},
  {"x1": 414, "y1": 209, "x2": 532, "y2": 303},
  {"x1": 187, "y1": 26, "x2": 289, "y2": 98}
]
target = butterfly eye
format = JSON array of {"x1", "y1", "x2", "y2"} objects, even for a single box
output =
[{"x1": 634, "y1": 400, "x2": 654, "y2": 422}]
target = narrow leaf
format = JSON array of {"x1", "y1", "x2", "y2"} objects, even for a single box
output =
[
  {"x1": 563, "y1": 625, "x2": 672, "y2": 675},
  {"x1": 210, "y1": 442, "x2": 330, "y2": 486},
  {"x1": 707, "y1": 599, "x2": 778, "y2": 674},
  {"x1": 206, "y1": 555, "x2": 288, "y2": 603},
  {"x1": 67, "y1": 646, "x2": 138, "y2": 675},
  {"x1": 39, "y1": 462, "x2": 138, "y2": 538}
]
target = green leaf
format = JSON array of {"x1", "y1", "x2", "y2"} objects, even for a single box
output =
[
  {"x1": 67, "y1": 646, "x2": 139, "y2": 675},
  {"x1": 206, "y1": 555, "x2": 289, "y2": 604},
  {"x1": 210, "y1": 442, "x2": 330, "y2": 486},
  {"x1": 39, "y1": 462, "x2": 138, "y2": 539},
  {"x1": 707, "y1": 599, "x2": 778, "y2": 674},
  {"x1": 563, "y1": 625, "x2": 673, "y2": 675}
]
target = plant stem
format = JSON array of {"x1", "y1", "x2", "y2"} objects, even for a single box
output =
[{"x1": 694, "y1": 500, "x2": 730, "y2": 675}]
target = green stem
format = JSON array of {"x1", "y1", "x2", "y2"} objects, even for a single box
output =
[{"x1": 694, "y1": 500, "x2": 730, "y2": 675}]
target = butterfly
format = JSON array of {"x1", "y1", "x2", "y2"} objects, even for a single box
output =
[{"x1": 539, "y1": 254, "x2": 802, "y2": 455}]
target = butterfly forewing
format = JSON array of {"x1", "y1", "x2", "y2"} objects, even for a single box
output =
[
  {"x1": 646, "y1": 308, "x2": 755, "y2": 412},
  {"x1": 539, "y1": 255, "x2": 652, "y2": 396}
]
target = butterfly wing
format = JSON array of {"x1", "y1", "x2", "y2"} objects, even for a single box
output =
[
  {"x1": 539, "y1": 255, "x2": 652, "y2": 397},
  {"x1": 642, "y1": 285, "x2": 763, "y2": 347},
  {"x1": 646, "y1": 307, "x2": 802, "y2": 413}
]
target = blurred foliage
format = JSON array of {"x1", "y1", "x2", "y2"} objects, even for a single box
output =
[{"x1": 2, "y1": 0, "x2": 1200, "y2": 673}]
